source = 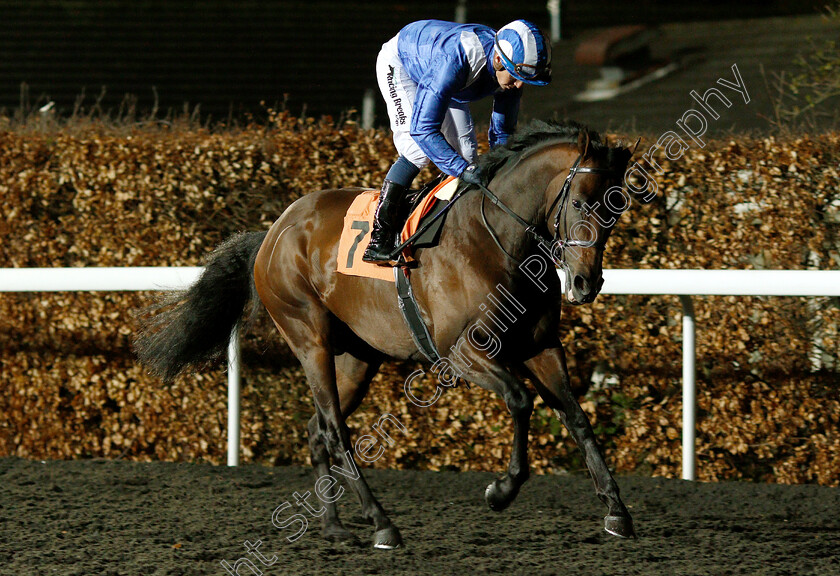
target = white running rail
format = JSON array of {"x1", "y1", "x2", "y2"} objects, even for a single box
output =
[
  {"x1": 599, "y1": 269, "x2": 840, "y2": 480},
  {"x1": 3, "y1": 267, "x2": 840, "y2": 477},
  {"x1": 0, "y1": 266, "x2": 242, "y2": 467}
]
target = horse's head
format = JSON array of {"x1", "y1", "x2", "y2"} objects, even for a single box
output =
[
  {"x1": 472, "y1": 120, "x2": 636, "y2": 305},
  {"x1": 546, "y1": 131, "x2": 634, "y2": 305}
]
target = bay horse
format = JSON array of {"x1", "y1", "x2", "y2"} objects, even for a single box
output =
[{"x1": 135, "y1": 119, "x2": 637, "y2": 548}]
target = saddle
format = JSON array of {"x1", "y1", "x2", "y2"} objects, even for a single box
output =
[
  {"x1": 337, "y1": 175, "x2": 460, "y2": 281},
  {"x1": 402, "y1": 174, "x2": 445, "y2": 217},
  {"x1": 399, "y1": 174, "x2": 459, "y2": 249}
]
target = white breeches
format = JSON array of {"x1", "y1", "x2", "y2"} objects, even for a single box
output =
[{"x1": 375, "y1": 35, "x2": 478, "y2": 169}]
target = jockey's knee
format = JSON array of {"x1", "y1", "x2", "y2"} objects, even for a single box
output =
[
  {"x1": 459, "y1": 135, "x2": 478, "y2": 164},
  {"x1": 385, "y1": 156, "x2": 422, "y2": 187},
  {"x1": 400, "y1": 151, "x2": 429, "y2": 172}
]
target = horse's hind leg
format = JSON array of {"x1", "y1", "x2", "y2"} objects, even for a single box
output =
[
  {"x1": 525, "y1": 344, "x2": 636, "y2": 538},
  {"x1": 306, "y1": 413, "x2": 350, "y2": 541},
  {"x1": 271, "y1": 305, "x2": 402, "y2": 549},
  {"x1": 308, "y1": 349, "x2": 401, "y2": 549},
  {"x1": 307, "y1": 352, "x2": 381, "y2": 543}
]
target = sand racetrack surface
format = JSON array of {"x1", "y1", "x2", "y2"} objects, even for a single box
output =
[{"x1": 1, "y1": 457, "x2": 838, "y2": 575}]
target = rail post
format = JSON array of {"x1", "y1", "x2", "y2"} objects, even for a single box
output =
[
  {"x1": 361, "y1": 89, "x2": 375, "y2": 130},
  {"x1": 679, "y1": 295, "x2": 696, "y2": 481},
  {"x1": 547, "y1": 0, "x2": 562, "y2": 42},
  {"x1": 455, "y1": 0, "x2": 467, "y2": 24},
  {"x1": 227, "y1": 327, "x2": 241, "y2": 466}
]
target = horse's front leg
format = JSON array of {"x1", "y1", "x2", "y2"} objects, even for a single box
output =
[
  {"x1": 524, "y1": 345, "x2": 636, "y2": 538},
  {"x1": 484, "y1": 373, "x2": 534, "y2": 512},
  {"x1": 456, "y1": 361, "x2": 533, "y2": 512}
]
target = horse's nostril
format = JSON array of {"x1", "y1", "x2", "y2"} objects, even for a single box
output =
[{"x1": 573, "y1": 274, "x2": 591, "y2": 296}]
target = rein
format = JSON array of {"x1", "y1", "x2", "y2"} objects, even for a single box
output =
[{"x1": 478, "y1": 154, "x2": 623, "y2": 268}]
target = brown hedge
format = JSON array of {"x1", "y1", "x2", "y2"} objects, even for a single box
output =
[{"x1": 1, "y1": 113, "x2": 838, "y2": 485}]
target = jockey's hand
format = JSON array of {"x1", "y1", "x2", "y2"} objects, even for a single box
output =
[{"x1": 460, "y1": 163, "x2": 486, "y2": 186}]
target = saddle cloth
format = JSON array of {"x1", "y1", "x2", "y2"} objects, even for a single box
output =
[{"x1": 337, "y1": 176, "x2": 458, "y2": 282}]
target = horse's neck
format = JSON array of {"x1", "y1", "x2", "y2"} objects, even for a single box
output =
[{"x1": 450, "y1": 144, "x2": 570, "y2": 263}]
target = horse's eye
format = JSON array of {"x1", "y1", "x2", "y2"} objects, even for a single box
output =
[{"x1": 572, "y1": 199, "x2": 582, "y2": 210}]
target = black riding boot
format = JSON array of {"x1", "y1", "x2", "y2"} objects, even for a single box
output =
[{"x1": 363, "y1": 179, "x2": 406, "y2": 265}]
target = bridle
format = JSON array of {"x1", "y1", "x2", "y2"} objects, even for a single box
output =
[{"x1": 478, "y1": 153, "x2": 625, "y2": 269}]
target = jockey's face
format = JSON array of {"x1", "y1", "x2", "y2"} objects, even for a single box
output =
[{"x1": 493, "y1": 54, "x2": 524, "y2": 91}]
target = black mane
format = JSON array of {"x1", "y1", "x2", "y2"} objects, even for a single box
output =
[{"x1": 478, "y1": 119, "x2": 619, "y2": 180}]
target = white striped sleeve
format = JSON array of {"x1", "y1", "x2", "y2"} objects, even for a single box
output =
[{"x1": 459, "y1": 31, "x2": 486, "y2": 88}]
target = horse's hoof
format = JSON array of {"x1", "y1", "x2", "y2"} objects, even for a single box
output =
[
  {"x1": 373, "y1": 526, "x2": 403, "y2": 550},
  {"x1": 604, "y1": 514, "x2": 637, "y2": 539},
  {"x1": 484, "y1": 476, "x2": 519, "y2": 512},
  {"x1": 323, "y1": 524, "x2": 359, "y2": 544}
]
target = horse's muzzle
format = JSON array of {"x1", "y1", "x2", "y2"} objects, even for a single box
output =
[{"x1": 565, "y1": 271, "x2": 602, "y2": 305}]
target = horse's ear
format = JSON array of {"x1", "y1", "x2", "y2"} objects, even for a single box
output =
[
  {"x1": 629, "y1": 137, "x2": 641, "y2": 159},
  {"x1": 578, "y1": 130, "x2": 591, "y2": 159}
]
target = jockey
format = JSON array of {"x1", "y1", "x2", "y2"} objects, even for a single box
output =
[{"x1": 363, "y1": 18, "x2": 552, "y2": 264}]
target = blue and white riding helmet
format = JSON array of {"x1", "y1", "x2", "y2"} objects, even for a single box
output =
[{"x1": 494, "y1": 20, "x2": 552, "y2": 86}]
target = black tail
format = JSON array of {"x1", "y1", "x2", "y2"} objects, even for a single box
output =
[{"x1": 134, "y1": 230, "x2": 268, "y2": 382}]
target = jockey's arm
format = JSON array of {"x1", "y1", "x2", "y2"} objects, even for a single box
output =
[
  {"x1": 489, "y1": 88, "x2": 522, "y2": 148},
  {"x1": 409, "y1": 58, "x2": 472, "y2": 178}
]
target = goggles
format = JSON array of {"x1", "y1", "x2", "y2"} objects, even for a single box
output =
[{"x1": 493, "y1": 34, "x2": 551, "y2": 84}]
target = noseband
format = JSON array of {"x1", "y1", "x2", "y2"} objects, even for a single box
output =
[{"x1": 478, "y1": 153, "x2": 625, "y2": 269}]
